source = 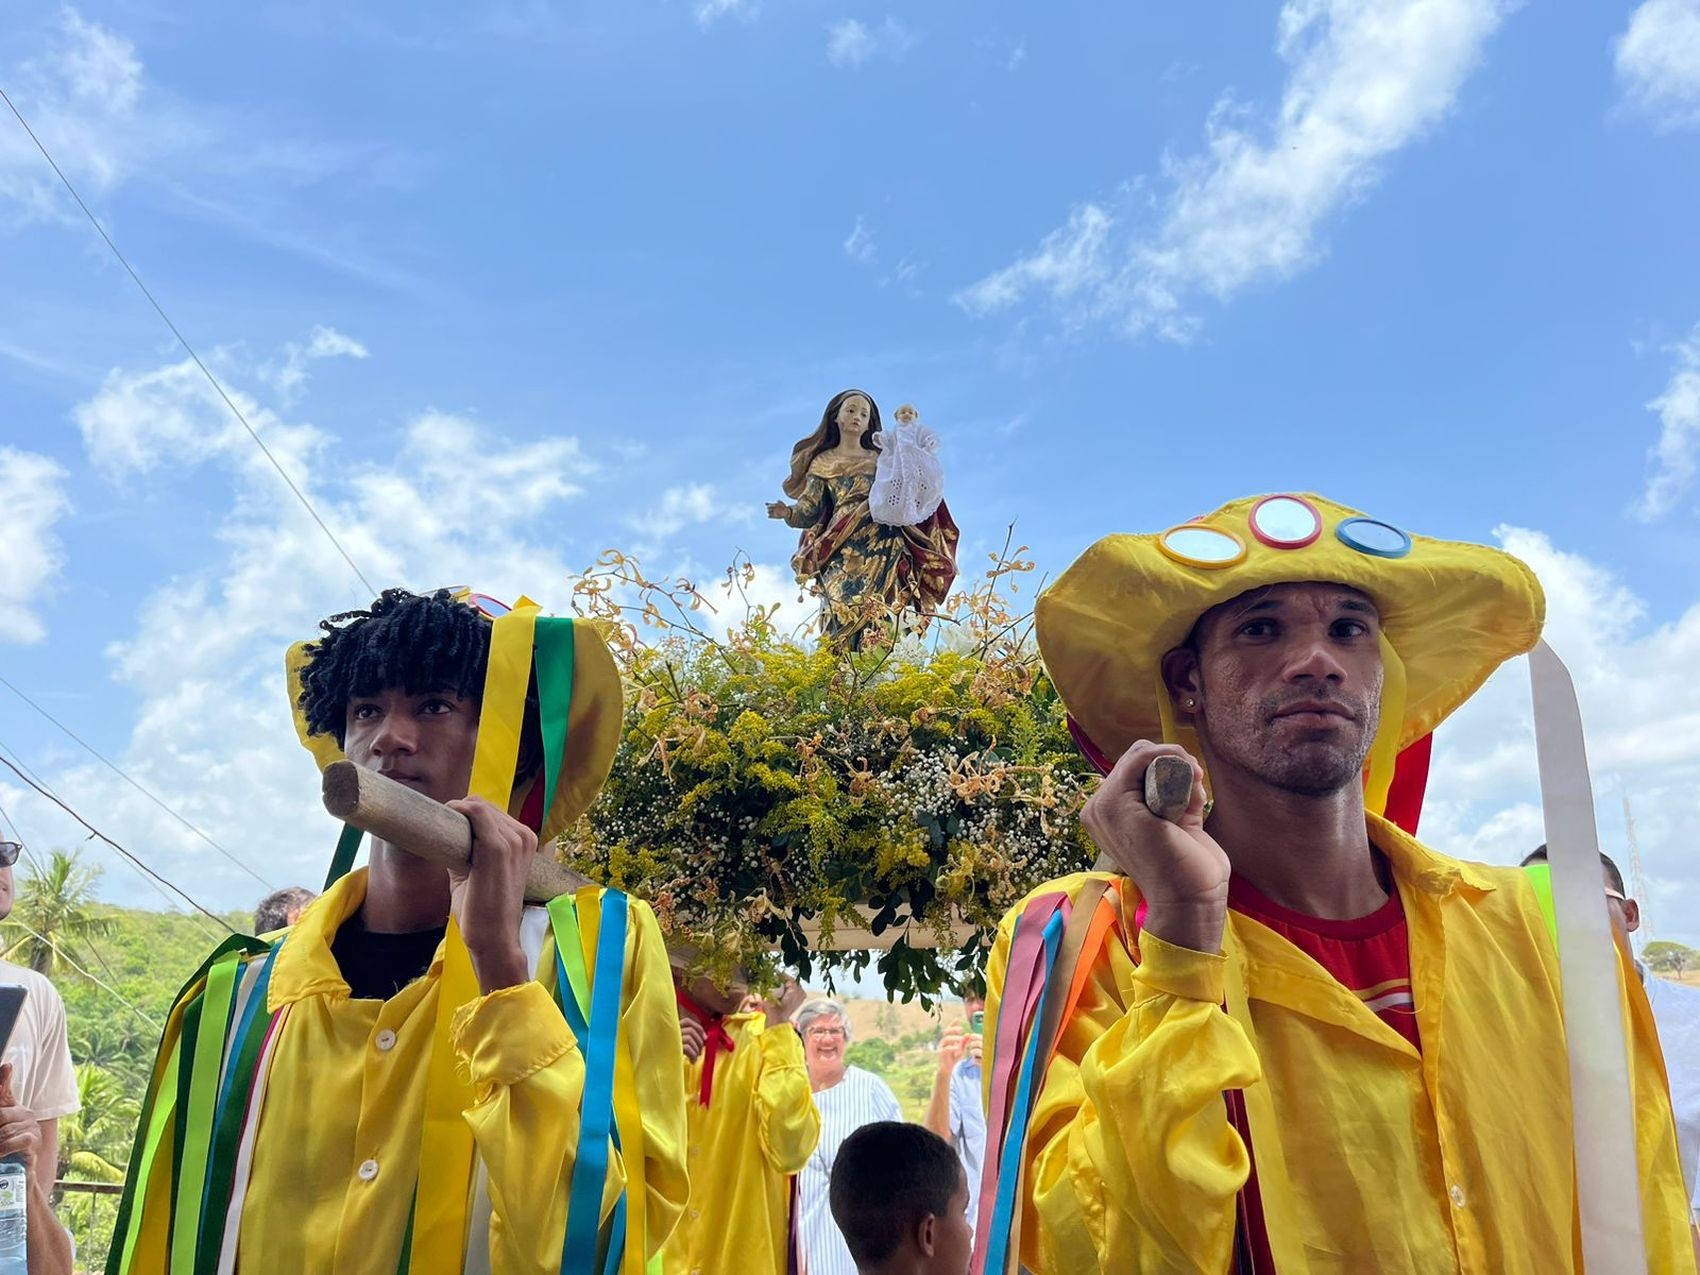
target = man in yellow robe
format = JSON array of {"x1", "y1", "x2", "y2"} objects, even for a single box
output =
[
  {"x1": 980, "y1": 495, "x2": 1694, "y2": 1273},
  {"x1": 108, "y1": 588, "x2": 689, "y2": 1274},
  {"x1": 663, "y1": 973, "x2": 819, "y2": 1273}
]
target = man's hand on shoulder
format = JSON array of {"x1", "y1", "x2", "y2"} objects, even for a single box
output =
[
  {"x1": 445, "y1": 796, "x2": 536, "y2": 994},
  {"x1": 1083, "y1": 740, "x2": 1230, "y2": 955}
]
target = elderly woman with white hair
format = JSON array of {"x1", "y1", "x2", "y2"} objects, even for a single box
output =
[{"x1": 793, "y1": 999, "x2": 904, "y2": 1275}]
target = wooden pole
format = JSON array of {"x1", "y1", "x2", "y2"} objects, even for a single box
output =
[
  {"x1": 321, "y1": 760, "x2": 591, "y2": 903},
  {"x1": 321, "y1": 755, "x2": 1191, "y2": 944}
]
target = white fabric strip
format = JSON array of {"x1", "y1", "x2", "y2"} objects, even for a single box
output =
[{"x1": 1530, "y1": 640, "x2": 1647, "y2": 1274}]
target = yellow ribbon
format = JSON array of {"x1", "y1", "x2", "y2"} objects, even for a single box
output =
[
  {"x1": 414, "y1": 597, "x2": 540, "y2": 1271},
  {"x1": 410, "y1": 921, "x2": 481, "y2": 1274},
  {"x1": 467, "y1": 600, "x2": 540, "y2": 814}
]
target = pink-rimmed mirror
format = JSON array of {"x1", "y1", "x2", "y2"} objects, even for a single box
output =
[{"x1": 1249, "y1": 495, "x2": 1322, "y2": 549}]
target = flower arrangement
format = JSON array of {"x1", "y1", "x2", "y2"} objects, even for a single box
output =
[{"x1": 560, "y1": 533, "x2": 1098, "y2": 1003}]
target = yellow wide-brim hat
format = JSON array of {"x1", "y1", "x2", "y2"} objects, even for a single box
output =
[
  {"x1": 1036, "y1": 493, "x2": 1545, "y2": 810},
  {"x1": 286, "y1": 594, "x2": 624, "y2": 844}
]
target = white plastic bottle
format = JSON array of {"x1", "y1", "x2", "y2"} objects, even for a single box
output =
[{"x1": 0, "y1": 1157, "x2": 26, "y2": 1274}]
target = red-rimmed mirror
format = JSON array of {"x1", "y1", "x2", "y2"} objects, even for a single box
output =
[{"x1": 1248, "y1": 494, "x2": 1322, "y2": 549}]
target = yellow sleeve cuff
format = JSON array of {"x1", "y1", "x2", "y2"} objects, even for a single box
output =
[
  {"x1": 756, "y1": 1020, "x2": 807, "y2": 1068},
  {"x1": 1131, "y1": 930, "x2": 1227, "y2": 1005},
  {"x1": 452, "y1": 979, "x2": 577, "y2": 1088}
]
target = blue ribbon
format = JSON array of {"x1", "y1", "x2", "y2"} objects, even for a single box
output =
[
  {"x1": 983, "y1": 908, "x2": 1065, "y2": 1274},
  {"x1": 558, "y1": 890, "x2": 629, "y2": 1272}
]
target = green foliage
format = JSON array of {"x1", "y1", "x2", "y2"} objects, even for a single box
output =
[
  {"x1": 563, "y1": 543, "x2": 1098, "y2": 1002},
  {"x1": 3, "y1": 851, "x2": 246, "y2": 1272},
  {"x1": 1644, "y1": 940, "x2": 1699, "y2": 977},
  {"x1": 0, "y1": 849, "x2": 115, "y2": 977}
]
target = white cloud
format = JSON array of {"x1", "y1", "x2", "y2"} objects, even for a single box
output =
[
  {"x1": 1633, "y1": 325, "x2": 1700, "y2": 520},
  {"x1": 1615, "y1": 0, "x2": 1700, "y2": 130},
  {"x1": 696, "y1": 0, "x2": 756, "y2": 26},
  {"x1": 628, "y1": 483, "x2": 752, "y2": 546},
  {"x1": 3, "y1": 333, "x2": 602, "y2": 905},
  {"x1": 957, "y1": 0, "x2": 1512, "y2": 339},
  {"x1": 264, "y1": 325, "x2": 370, "y2": 400},
  {"x1": 843, "y1": 216, "x2": 877, "y2": 263},
  {"x1": 827, "y1": 17, "x2": 914, "y2": 69},
  {"x1": 1425, "y1": 525, "x2": 1700, "y2": 944},
  {"x1": 0, "y1": 9, "x2": 162, "y2": 220},
  {"x1": 0, "y1": 448, "x2": 70, "y2": 643}
]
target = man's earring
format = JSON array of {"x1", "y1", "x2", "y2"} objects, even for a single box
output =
[{"x1": 1182, "y1": 697, "x2": 1197, "y2": 711}]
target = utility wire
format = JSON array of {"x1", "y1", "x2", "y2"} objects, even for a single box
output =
[
  {"x1": 0, "y1": 738, "x2": 222, "y2": 938},
  {"x1": 0, "y1": 795, "x2": 47, "y2": 875},
  {"x1": 0, "y1": 921, "x2": 160, "y2": 1031},
  {"x1": 0, "y1": 755, "x2": 234, "y2": 933},
  {"x1": 0, "y1": 83, "x2": 377, "y2": 599},
  {"x1": 0, "y1": 673, "x2": 275, "y2": 890}
]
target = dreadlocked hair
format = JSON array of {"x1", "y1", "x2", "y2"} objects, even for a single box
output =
[{"x1": 297, "y1": 588, "x2": 542, "y2": 782}]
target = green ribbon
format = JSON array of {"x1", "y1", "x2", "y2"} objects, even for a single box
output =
[
  {"x1": 548, "y1": 891, "x2": 592, "y2": 1034},
  {"x1": 324, "y1": 822, "x2": 364, "y2": 891},
  {"x1": 194, "y1": 944, "x2": 283, "y2": 1275},
  {"x1": 534, "y1": 618, "x2": 577, "y2": 824},
  {"x1": 170, "y1": 952, "x2": 241, "y2": 1273},
  {"x1": 106, "y1": 933, "x2": 269, "y2": 1275}
]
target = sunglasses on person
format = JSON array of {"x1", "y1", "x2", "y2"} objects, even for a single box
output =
[
  {"x1": 433, "y1": 587, "x2": 513, "y2": 619},
  {"x1": 0, "y1": 842, "x2": 20, "y2": 868}
]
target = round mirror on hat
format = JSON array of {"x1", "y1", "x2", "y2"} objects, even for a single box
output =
[
  {"x1": 1248, "y1": 495, "x2": 1323, "y2": 549},
  {"x1": 1158, "y1": 524, "x2": 1247, "y2": 569},
  {"x1": 1336, "y1": 517, "x2": 1412, "y2": 560}
]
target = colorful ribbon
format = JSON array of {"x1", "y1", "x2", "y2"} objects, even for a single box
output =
[{"x1": 558, "y1": 889, "x2": 630, "y2": 1271}]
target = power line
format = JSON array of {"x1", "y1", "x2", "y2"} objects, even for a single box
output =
[
  {"x1": 0, "y1": 755, "x2": 234, "y2": 933},
  {"x1": 0, "y1": 795, "x2": 47, "y2": 876},
  {"x1": 0, "y1": 921, "x2": 160, "y2": 1031},
  {"x1": 0, "y1": 673, "x2": 275, "y2": 890},
  {"x1": 0, "y1": 739, "x2": 222, "y2": 938},
  {"x1": 0, "y1": 84, "x2": 377, "y2": 599}
]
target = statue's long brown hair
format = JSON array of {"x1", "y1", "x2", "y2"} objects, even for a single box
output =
[{"x1": 782, "y1": 388, "x2": 883, "y2": 498}]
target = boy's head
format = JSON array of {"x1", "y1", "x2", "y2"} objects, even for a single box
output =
[
  {"x1": 296, "y1": 589, "x2": 541, "y2": 806},
  {"x1": 829, "y1": 1122, "x2": 971, "y2": 1275}
]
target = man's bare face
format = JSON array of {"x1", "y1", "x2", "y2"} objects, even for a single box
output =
[
  {"x1": 343, "y1": 687, "x2": 482, "y2": 806},
  {"x1": 1168, "y1": 582, "x2": 1384, "y2": 798}
]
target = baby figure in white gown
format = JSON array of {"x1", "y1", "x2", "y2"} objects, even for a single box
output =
[{"x1": 869, "y1": 402, "x2": 945, "y2": 527}]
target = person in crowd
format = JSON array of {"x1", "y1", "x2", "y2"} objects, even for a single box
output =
[
  {"x1": 0, "y1": 840, "x2": 75, "y2": 1274},
  {"x1": 829, "y1": 1122, "x2": 971, "y2": 1275},
  {"x1": 922, "y1": 995, "x2": 984, "y2": 1241},
  {"x1": 251, "y1": 885, "x2": 315, "y2": 934},
  {"x1": 663, "y1": 969, "x2": 818, "y2": 1273},
  {"x1": 108, "y1": 588, "x2": 688, "y2": 1271},
  {"x1": 795, "y1": 999, "x2": 903, "y2": 1275},
  {"x1": 1524, "y1": 843, "x2": 1700, "y2": 1258},
  {"x1": 981, "y1": 494, "x2": 1692, "y2": 1271}
]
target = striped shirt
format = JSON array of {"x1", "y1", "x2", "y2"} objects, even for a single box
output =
[
  {"x1": 948, "y1": 1056, "x2": 986, "y2": 1238},
  {"x1": 796, "y1": 1065, "x2": 903, "y2": 1275}
]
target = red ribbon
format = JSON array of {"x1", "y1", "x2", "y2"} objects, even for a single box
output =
[{"x1": 676, "y1": 987, "x2": 736, "y2": 1106}]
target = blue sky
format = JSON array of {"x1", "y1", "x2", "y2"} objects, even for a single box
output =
[{"x1": 2, "y1": 0, "x2": 1699, "y2": 941}]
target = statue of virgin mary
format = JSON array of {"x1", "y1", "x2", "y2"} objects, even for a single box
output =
[{"x1": 766, "y1": 388, "x2": 960, "y2": 645}]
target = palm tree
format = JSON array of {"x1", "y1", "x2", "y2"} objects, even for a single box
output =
[
  {"x1": 57, "y1": 1062, "x2": 135, "y2": 1184},
  {"x1": 0, "y1": 848, "x2": 115, "y2": 977}
]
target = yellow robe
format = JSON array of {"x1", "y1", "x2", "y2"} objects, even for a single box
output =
[
  {"x1": 986, "y1": 815, "x2": 1695, "y2": 1274},
  {"x1": 122, "y1": 868, "x2": 689, "y2": 1273},
  {"x1": 661, "y1": 1012, "x2": 820, "y2": 1275}
]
